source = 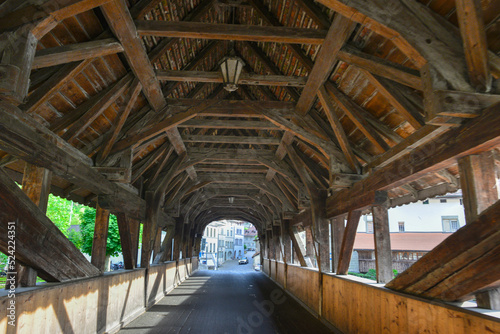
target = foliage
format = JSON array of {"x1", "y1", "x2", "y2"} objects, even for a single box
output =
[
  {"x1": 46, "y1": 194, "x2": 83, "y2": 237},
  {"x1": 349, "y1": 269, "x2": 399, "y2": 281},
  {"x1": 79, "y1": 207, "x2": 122, "y2": 257}
]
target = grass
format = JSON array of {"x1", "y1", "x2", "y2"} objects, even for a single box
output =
[{"x1": 0, "y1": 276, "x2": 45, "y2": 289}]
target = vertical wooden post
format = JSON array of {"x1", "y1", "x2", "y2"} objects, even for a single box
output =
[
  {"x1": 91, "y1": 204, "x2": 110, "y2": 272},
  {"x1": 337, "y1": 210, "x2": 362, "y2": 275},
  {"x1": 152, "y1": 226, "x2": 162, "y2": 260},
  {"x1": 372, "y1": 204, "x2": 393, "y2": 283},
  {"x1": 0, "y1": 28, "x2": 37, "y2": 104},
  {"x1": 459, "y1": 151, "x2": 499, "y2": 309},
  {"x1": 16, "y1": 163, "x2": 52, "y2": 286},
  {"x1": 22, "y1": 163, "x2": 52, "y2": 212},
  {"x1": 173, "y1": 221, "x2": 184, "y2": 260},
  {"x1": 331, "y1": 215, "x2": 345, "y2": 273},
  {"x1": 116, "y1": 213, "x2": 136, "y2": 269},
  {"x1": 129, "y1": 218, "x2": 141, "y2": 267},
  {"x1": 141, "y1": 191, "x2": 157, "y2": 269},
  {"x1": 305, "y1": 225, "x2": 315, "y2": 264},
  {"x1": 282, "y1": 220, "x2": 292, "y2": 264},
  {"x1": 273, "y1": 225, "x2": 281, "y2": 261},
  {"x1": 187, "y1": 229, "x2": 194, "y2": 258}
]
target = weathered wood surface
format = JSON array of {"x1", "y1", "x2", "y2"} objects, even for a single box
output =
[
  {"x1": 136, "y1": 20, "x2": 327, "y2": 44},
  {"x1": 386, "y1": 199, "x2": 500, "y2": 301},
  {"x1": 0, "y1": 168, "x2": 100, "y2": 281},
  {"x1": 327, "y1": 102, "x2": 500, "y2": 218},
  {"x1": 372, "y1": 205, "x2": 392, "y2": 284},
  {"x1": 336, "y1": 210, "x2": 361, "y2": 275},
  {"x1": 91, "y1": 205, "x2": 110, "y2": 272},
  {"x1": 0, "y1": 102, "x2": 147, "y2": 221},
  {"x1": 32, "y1": 38, "x2": 123, "y2": 69}
]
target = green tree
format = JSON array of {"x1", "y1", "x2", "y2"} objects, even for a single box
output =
[
  {"x1": 46, "y1": 194, "x2": 83, "y2": 237},
  {"x1": 79, "y1": 207, "x2": 122, "y2": 257}
]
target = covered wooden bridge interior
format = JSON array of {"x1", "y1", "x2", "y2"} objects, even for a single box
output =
[{"x1": 0, "y1": 0, "x2": 500, "y2": 332}]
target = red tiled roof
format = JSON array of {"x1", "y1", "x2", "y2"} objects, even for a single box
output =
[{"x1": 353, "y1": 233, "x2": 453, "y2": 252}]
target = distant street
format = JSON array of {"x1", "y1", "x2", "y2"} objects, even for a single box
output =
[{"x1": 119, "y1": 260, "x2": 334, "y2": 334}]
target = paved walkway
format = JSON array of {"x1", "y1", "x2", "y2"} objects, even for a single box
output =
[{"x1": 119, "y1": 260, "x2": 334, "y2": 334}]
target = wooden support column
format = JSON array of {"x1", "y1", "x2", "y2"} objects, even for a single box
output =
[
  {"x1": 186, "y1": 229, "x2": 194, "y2": 258},
  {"x1": 282, "y1": 221, "x2": 292, "y2": 264},
  {"x1": 116, "y1": 213, "x2": 136, "y2": 269},
  {"x1": 129, "y1": 218, "x2": 141, "y2": 267},
  {"x1": 336, "y1": 210, "x2": 362, "y2": 275},
  {"x1": 273, "y1": 225, "x2": 281, "y2": 261},
  {"x1": 155, "y1": 225, "x2": 174, "y2": 263},
  {"x1": 152, "y1": 226, "x2": 162, "y2": 260},
  {"x1": 331, "y1": 215, "x2": 345, "y2": 273},
  {"x1": 0, "y1": 27, "x2": 37, "y2": 104},
  {"x1": 173, "y1": 220, "x2": 184, "y2": 260},
  {"x1": 141, "y1": 191, "x2": 158, "y2": 268},
  {"x1": 459, "y1": 151, "x2": 499, "y2": 309},
  {"x1": 16, "y1": 163, "x2": 53, "y2": 286},
  {"x1": 305, "y1": 226, "x2": 315, "y2": 264},
  {"x1": 372, "y1": 204, "x2": 393, "y2": 283},
  {"x1": 91, "y1": 204, "x2": 110, "y2": 272}
]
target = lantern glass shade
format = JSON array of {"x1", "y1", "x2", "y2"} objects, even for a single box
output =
[
  {"x1": 228, "y1": 196, "x2": 235, "y2": 204},
  {"x1": 220, "y1": 56, "x2": 244, "y2": 92}
]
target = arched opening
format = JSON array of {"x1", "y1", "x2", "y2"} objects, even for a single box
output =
[{"x1": 199, "y1": 220, "x2": 260, "y2": 271}]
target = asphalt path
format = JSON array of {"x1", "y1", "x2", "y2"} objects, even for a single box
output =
[{"x1": 119, "y1": 259, "x2": 335, "y2": 334}]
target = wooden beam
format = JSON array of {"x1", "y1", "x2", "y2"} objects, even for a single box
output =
[
  {"x1": 156, "y1": 70, "x2": 307, "y2": 87},
  {"x1": 148, "y1": 146, "x2": 175, "y2": 186},
  {"x1": 324, "y1": 82, "x2": 390, "y2": 153},
  {"x1": 61, "y1": 73, "x2": 133, "y2": 142},
  {"x1": 361, "y1": 71, "x2": 424, "y2": 129},
  {"x1": 372, "y1": 204, "x2": 392, "y2": 283},
  {"x1": 295, "y1": 14, "x2": 355, "y2": 115},
  {"x1": 337, "y1": 45, "x2": 423, "y2": 91},
  {"x1": 22, "y1": 163, "x2": 52, "y2": 213},
  {"x1": 131, "y1": 141, "x2": 171, "y2": 183},
  {"x1": 97, "y1": 79, "x2": 142, "y2": 164},
  {"x1": 459, "y1": 152, "x2": 498, "y2": 223},
  {"x1": 0, "y1": 168, "x2": 100, "y2": 281},
  {"x1": 91, "y1": 204, "x2": 110, "y2": 272},
  {"x1": 32, "y1": 38, "x2": 123, "y2": 69},
  {"x1": 336, "y1": 210, "x2": 361, "y2": 275},
  {"x1": 0, "y1": 102, "x2": 146, "y2": 221},
  {"x1": 181, "y1": 134, "x2": 281, "y2": 145},
  {"x1": 317, "y1": 86, "x2": 360, "y2": 173},
  {"x1": 387, "y1": 198, "x2": 500, "y2": 302},
  {"x1": 101, "y1": 0, "x2": 166, "y2": 111},
  {"x1": 289, "y1": 226, "x2": 307, "y2": 267},
  {"x1": 178, "y1": 119, "x2": 279, "y2": 130},
  {"x1": 111, "y1": 99, "x2": 220, "y2": 154},
  {"x1": 455, "y1": 0, "x2": 491, "y2": 91},
  {"x1": 21, "y1": 59, "x2": 92, "y2": 114},
  {"x1": 331, "y1": 216, "x2": 345, "y2": 273},
  {"x1": 136, "y1": 20, "x2": 327, "y2": 44},
  {"x1": 116, "y1": 213, "x2": 136, "y2": 269}
]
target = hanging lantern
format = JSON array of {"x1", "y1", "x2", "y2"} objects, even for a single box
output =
[{"x1": 219, "y1": 56, "x2": 245, "y2": 92}]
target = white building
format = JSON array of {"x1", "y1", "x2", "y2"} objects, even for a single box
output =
[
  {"x1": 352, "y1": 192, "x2": 467, "y2": 273},
  {"x1": 234, "y1": 224, "x2": 245, "y2": 259}
]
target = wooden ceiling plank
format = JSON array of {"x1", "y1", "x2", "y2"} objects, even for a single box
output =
[
  {"x1": 178, "y1": 119, "x2": 279, "y2": 130},
  {"x1": 32, "y1": 38, "x2": 123, "y2": 69},
  {"x1": 136, "y1": 20, "x2": 327, "y2": 44},
  {"x1": 455, "y1": 0, "x2": 491, "y2": 92},
  {"x1": 101, "y1": 0, "x2": 166, "y2": 111},
  {"x1": 295, "y1": 14, "x2": 356, "y2": 115}
]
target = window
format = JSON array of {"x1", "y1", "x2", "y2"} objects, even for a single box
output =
[
  {"x1": 440, "y1": 199, "x2": 447, "y2": 203},
  {"x1": 366, "y1": 221, "x2": 373, "y2": 233},
  {"x1": 442, "y1": 216, "x2": 460, "y2": 232},
  {"x1": 398, "y1": 222, "x2": 405, "y2": 232}
]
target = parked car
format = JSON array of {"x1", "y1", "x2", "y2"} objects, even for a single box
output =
[{"x1": 239, "y1": 257, "x2": 248, "y2": 265}]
